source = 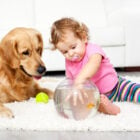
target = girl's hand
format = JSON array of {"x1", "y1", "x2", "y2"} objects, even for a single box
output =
[{"x1": 65, "y1": 83, "x2": 88, "y2": 106}]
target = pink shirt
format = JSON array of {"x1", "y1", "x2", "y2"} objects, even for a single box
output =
[{"x1": 65, "y1": 43, "x2": 118, "y2": 94}]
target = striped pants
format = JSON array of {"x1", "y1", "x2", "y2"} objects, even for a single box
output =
[{"x1": 106, "y1": 76, "x2": 140, "y2": 102}]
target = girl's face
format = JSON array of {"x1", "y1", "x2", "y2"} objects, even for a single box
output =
[{"x1": 56, "y1": 30, "x2": 87, "y2": 62}]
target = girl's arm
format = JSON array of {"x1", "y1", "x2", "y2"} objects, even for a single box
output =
[{"x1": 75, "y1": 53, "x2": 102, "y2": 84}]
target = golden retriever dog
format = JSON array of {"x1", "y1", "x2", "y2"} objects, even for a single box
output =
[{"x1": 0, "y1": 27, "x2": 53, "y2": 118}]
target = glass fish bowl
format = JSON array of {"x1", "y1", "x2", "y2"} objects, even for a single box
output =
[{"x1": 54, "y1": 79, "x2": 100, "y2": 120}]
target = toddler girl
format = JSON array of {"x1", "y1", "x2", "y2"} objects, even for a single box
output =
[{"x1": 50, "y1": 17, "x2": 140, "y2": 116}]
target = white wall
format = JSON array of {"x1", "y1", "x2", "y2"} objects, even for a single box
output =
[
  {"x1": 0, "y1": 0, "x2": 35, "y2": 38},
  {"x1": 0, "y1": 0, "x2": 108, "y2": 47},
  {"x1": 0, "y1": 0, "x2": 140, "y2": 70}
]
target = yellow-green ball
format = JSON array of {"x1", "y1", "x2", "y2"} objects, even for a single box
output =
[{"x1": 36, "y1": 92, "x2": 49, "y2": 103}]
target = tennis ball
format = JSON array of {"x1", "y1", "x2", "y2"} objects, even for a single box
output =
[{"x1": 36, "y1": 92, "x2": 49, "y2": 103}]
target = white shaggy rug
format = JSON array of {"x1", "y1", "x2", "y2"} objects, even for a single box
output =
[{"x1": 1, "y1": 72, "x2": 140, "y2": 132}]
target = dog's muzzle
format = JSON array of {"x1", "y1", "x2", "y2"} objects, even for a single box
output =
[
  {"x1": 20, "y1": 65, "x2": 32, "y2": 77},
  {"x1": 20, "y1": 65, "x2": 46, "y2": 78},
  {"x1": 37, "y1": 65, "x2": 46, "y2": 74}
]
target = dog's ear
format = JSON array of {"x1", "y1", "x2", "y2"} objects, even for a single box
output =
[
  {"x1": 36, "y1": 33, "x2": 43, "y2": 56},
  {"x1": 0, "y1": 38, "x2": 20, "y2": 69}
]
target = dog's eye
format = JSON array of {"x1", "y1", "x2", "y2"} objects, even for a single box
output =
[{"x1": 22, "y1": 50, "x2": 29, "y2": 55}]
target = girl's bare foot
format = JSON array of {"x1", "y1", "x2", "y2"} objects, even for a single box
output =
[{"x1": 98, "y1": 94, "x2": 120, "y2": 115}]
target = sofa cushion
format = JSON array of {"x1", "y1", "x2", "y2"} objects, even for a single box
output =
[
  {"x1": 103, "y1": 46, "x2": 125, "y2": 67},
  {"x1": 89, "y1": 26, "x2": 125, "y2": 47}
]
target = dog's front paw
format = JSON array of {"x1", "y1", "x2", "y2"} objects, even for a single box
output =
[{"x1": 0, "y1": 106, "x2": 14, "y2": 118}]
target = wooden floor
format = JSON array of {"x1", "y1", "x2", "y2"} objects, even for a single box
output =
[{"x1": 0, "y1": 130, "x2": 140, "y2": 140}]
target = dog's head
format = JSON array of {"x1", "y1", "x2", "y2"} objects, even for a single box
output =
[{"x1": 0, "y1": 27, "x2": 46, "y2": 78}]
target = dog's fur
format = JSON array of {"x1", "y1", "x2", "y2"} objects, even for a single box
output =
[{"x1": 0, "y1": 27, "x2": 53, "y2": 118}]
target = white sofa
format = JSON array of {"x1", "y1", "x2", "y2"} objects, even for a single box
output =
[
  {"x1": 40, "y1": 0, "x2": 140, "y2": 71},
  {"x1": 0, "y1": 0, "x2": 140, "y2": 71}
]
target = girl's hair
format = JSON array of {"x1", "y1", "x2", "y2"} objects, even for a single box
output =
[{"x1": 50, "y1": 17, "x2": 89, "y2": 49}]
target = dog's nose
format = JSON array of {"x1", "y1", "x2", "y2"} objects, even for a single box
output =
[{"x1": 37, "y1": 65, "x2": 46, "y2": 74}]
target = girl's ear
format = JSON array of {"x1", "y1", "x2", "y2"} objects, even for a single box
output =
[{"x1": 82, "y1": 35, "x2": 88, "y2": 43}]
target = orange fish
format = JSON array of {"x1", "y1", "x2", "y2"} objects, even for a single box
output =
[{"x1": 87, "y1": 103, "x2": 95, "y2": 109}]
